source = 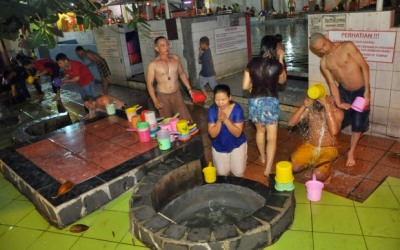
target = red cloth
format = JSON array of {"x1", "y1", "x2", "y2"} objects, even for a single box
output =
[
  {"x1": 34, "y1": 59, "x2": 56, "y2": 75},
  {"x1": 64, "y1": 60, "x2": 94, "y2": 87}
]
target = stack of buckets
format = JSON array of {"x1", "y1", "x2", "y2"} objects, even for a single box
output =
[{"x1": 274, "y1": 161, "x2": 295, "y2": 191}]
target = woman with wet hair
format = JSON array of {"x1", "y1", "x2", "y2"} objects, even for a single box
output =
[{"x1": 242, "y1": 35, "x2": 287, "y2": 177}]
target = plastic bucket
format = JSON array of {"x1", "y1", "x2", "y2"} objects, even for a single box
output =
[
  {"x1": 275, "y1": 161, "x2": 294, "y2": 184},
  {"x1": 160, "y1": 123, "x2": 175, "y2": 142},
  {"x1": 169, "y1": 118, "x2": 179, "y2": 131},
  {"x1": 144, "y1": 111, "x2": 158, "y2": 132},
  {"x1": 176, "y1": 120, "x2": 189, "y2": 135},
  {"x1": 136, "y1": 122, "x2": 150, "y2": 142},
  {"x1": 305, "y1": 174, "x2": 324, "y2": 202},
  {"x1": 131, "y1": 115, "x2": 141, "y2": 129},
  {"x1": 307, "y1": 83, "x2": 326, "y2": 100},
  {"x1": 106, "y1": 103, "x2": 116, "y2": 115},
  {"x1": 275, "y1": 181, "x2": 295, "y2": 192},
  {"x1": 202, "y1": 166, "x2": 217, "y2": 183},
  {"x1": 125, "y1": 107, "x2": 137, "y2": 122},
  {"x1": 192, "y1": 90, "x2": 206, "y2": 103},
  {"x1": 53, "y1": 77, "x2": 62, "y2": 87},
  {"x1": 156, "y1": 130, "x2": 171, "y2": 150},
  {"x1": 351, "y1": 96, "x2": 367, "y2": 112}
]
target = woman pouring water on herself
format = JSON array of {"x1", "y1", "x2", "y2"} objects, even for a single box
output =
[{"x1": 207, "y1": 84, "x2": 247, "y2": 177}]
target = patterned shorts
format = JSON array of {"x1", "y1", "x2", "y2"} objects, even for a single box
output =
[
  {"x1": 248, "y1": 97, "x2": 280, "y2": 126},
  {"x1": 96, "y1": 58, "x2": 111, "y2": 78}
]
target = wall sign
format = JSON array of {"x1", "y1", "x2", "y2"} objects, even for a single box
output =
[
  {"x1": 214, "y1": 26, "x2": 247, "y2": 54},
  {"x1": 329, "y1": 30, "x2": 396, "y2": 63}
]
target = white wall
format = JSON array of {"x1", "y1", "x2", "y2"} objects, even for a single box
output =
[{"x1": 308, "y1": 10, "x2": 400, "y2": 138}]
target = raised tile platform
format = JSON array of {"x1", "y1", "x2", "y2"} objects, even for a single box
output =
[{"x1": 0, "y1": 116, "x2": 206, "y2": 229}]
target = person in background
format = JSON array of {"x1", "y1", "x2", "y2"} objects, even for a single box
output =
[
  {"x1": 83, "y1": 95, "x2": 126, "y2": 119},
  {"x1": 75, "y1": 46, "x2": 111, "y2": 95},
  {"x1": 24, "y1": 58, "x2": 62, "y2": 102},
  {"x1": 208, "y1": 84, "x2": 247, "y2": 177},
  {"x1": 275, "y1": 34, "x2": 287, "y2": 91},
  {"x1": 146, "y1": 36, "x2": 193, "y2": 122},
  {"x1": 22, "y1": 59, "x2": 45, "y2": 101},
  {"x1": 198, "y1": 36, "x2": 217, "y2": 102},
  {"x1": 348, "y1": 0, "x2": 358, "y2": 11},
  {"x1": 56, "y1": 53, "x2": 95, "y2": 115},
  {"x1": 242, "y1": 35, "x2": 287, "y2": 177},
  {"x1": 289, "y1": 95, "x2": 343, "y2": 182},
  {"x1": 309, "y1": 33, "x2": 370, "y2": 167}
]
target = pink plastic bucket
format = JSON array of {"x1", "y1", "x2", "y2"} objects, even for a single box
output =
[
  {"x1": 351, "y1": 96, "x2": 367, "y2": 112},
  {"x1": 137, "y1": 122, "x2": 150, "y2": 143},
  {"x1": 160, "y1": 123, "x2": 175, "y2": 142},
  {"x1": 305, "y1": 174, "x2": 324, "y2": 202},
  {"x1": 169, "y1": 118, "x2": 179, "y2": 131}
]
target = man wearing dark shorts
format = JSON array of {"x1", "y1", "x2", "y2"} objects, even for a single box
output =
[
  {"x1": 310, "y1": 33, "x2": 371, "y2": 167},
  {"x1": 339, "y1": 85, "x2": 370, "y2": 133}
]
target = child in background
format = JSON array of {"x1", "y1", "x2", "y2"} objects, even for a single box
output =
[{"x1": 198, "y1": 36, "x2": 217, "y2": 101}]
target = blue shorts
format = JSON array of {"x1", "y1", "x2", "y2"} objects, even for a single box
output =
[
  {"x1": 248, "y1": 97, "x2": 280, "y2": 125},
  {"x1": 339, "y1": 85, "x2": 370, "y2": 133}
]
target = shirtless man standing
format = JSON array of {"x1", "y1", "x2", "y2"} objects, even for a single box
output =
[
  {"x1": 309, "y1": 33, "x2": 370, "y2": 167},
  {"x1": 146, "y1": 36, "x2": 193, "y2": 122},
  {"x1": 289, "y1": 96, "x2": 344, "y2": 181}
]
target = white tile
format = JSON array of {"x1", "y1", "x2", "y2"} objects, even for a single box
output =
[
  {"x1": 393, "y1": 52, "x2": 400, "y2": 71},
  {"x1": 372, "y1": 106, "x2": 389, "y2": 125},
  {"x1": 378, "y1": 11, "x2": 393, "y2": 30},
  {"x1": 309, "y1": 65, "x2": 322, "y2": 82},
  {"x1": 375, "y1": 70, "x2": 393, "y2": 89},
  {"x1": 374, "y1": 89, "x2": 391, "y2": 107},
  {"x1": 347, "y1": 13, "x2": 364, "y2": 30},
  {"x1": 369, "y1": 69, "x2": 376, "y2": 88},
  {"x1": 387, "y1": 125, "x2": 400, "y2": 138},
  {"x1": 363, "y1": 12, "x2": 380, "y2": 31},
  {"x1": 390, "y1": 90, "x2": 400, "y2": 108},
  {"x1": 368, "y1": 61, "x2": 377, "y2": 70},
  {"x1": 396, "y1": 31, "x2": 400, "y2": 52},
  {"x1": 392, "y1": 71, "x2": 400, "y2": 91},
  {"x1": 370, "y1": 88, "x2": 375, "y2": 106},
  {"x1": 309, "y1": 52, "x2": 321, "y2": 66},
  {"x1": 388, "y1": 108, "x2": 400, "y2": 126},
  {"x1": 370, "y1": 123, "x2": 387, "y2": 135},
  {"x1": 377, "y1": 62, "x2": 394, "y2": 71}
]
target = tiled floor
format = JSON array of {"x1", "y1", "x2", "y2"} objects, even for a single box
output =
[{"x1": 0, "y1": 81, "x2": 399, "y2": 249}]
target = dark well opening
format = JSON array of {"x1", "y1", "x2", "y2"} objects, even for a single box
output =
[
  {"x1": 161, "y1": 184, "x2": 265, "y2": 227},
  {"x1": 24, "y1": 112, "x2": 72, "y2": 136}
]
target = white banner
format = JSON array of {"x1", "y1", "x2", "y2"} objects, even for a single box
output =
[
  {"x1": 328, "y1": 30, "x2": 396, "y2": 63},
  {"x1": 214, "y1": 26, "x2": 247, "y2": 54}
]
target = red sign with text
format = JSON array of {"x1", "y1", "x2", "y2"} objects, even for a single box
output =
[{"x1": 328, "y1": 30, "x2": 396, "y2": 63}]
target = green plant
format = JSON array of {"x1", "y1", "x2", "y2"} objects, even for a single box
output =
[
  {"x1": 125, "y1": 4, "x2": 150, "y2": 36},
  {"x1": 0, "y1": 0, "x2": 104, "y2": 49}
]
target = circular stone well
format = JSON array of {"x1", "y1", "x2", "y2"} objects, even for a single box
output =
[{"x1": 129, "y1": 159, "x2": 295, "y2": 250}]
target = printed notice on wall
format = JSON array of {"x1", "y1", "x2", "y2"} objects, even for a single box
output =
[
  {"x1": 309, "y1": 14, "x2": 346, "y2": 34},
  {"x1": 214, "y1": 26, "x2": 247, "y2": 54},
  {"x1": 328, "y1": 30, "x2": 396, "y2": 63},
  {"x1": 97, "y1": 36, "x2": 119, "y2": 58}
]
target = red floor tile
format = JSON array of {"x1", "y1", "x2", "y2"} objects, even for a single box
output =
[
  {"x1": 367, "y1": 164, "x2": 400, "y2": 181},
  {"x1": 88, "y1": 123, "x2": 127, "y2": 140},
  {"x1": 93, "y1": 148, "x2": 141, "y2": 170},
  {"x1": 358, "y1": 135, "x2": 395, "y2": 151},
  {"x1": 17, "y1": 139, "x2": 68, "y2": 160},
  {"x1": 58, "y1": 133, "x2": 104, "y2": 153},
  {"x1": 353, "y1": 145, "x2": 386, "y2": 163},
  {"x1": 333, "y1": 156, "x2": 376, "y2": 177},
  {"x1": 389, "y1": 141, "x2": 400, "y2": 153},
  {"x1": 109, "y1": 132, "x2": 140, "y2": 148},
  {"x1": 324, "y1": 171, "x2": 363, "y2": 197},
  {"x1": 128, "y1": 140, "x2": 158, "y2": 154},
  {"x1": 378, "y1": 151, "x2": 400, "y2": 169},
  {"x1": 348, "y1": 179, "x2": 382, "y2": 202},
  {"x1": 243, "y1": 162, "x2": 268, "y2": 186}
]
